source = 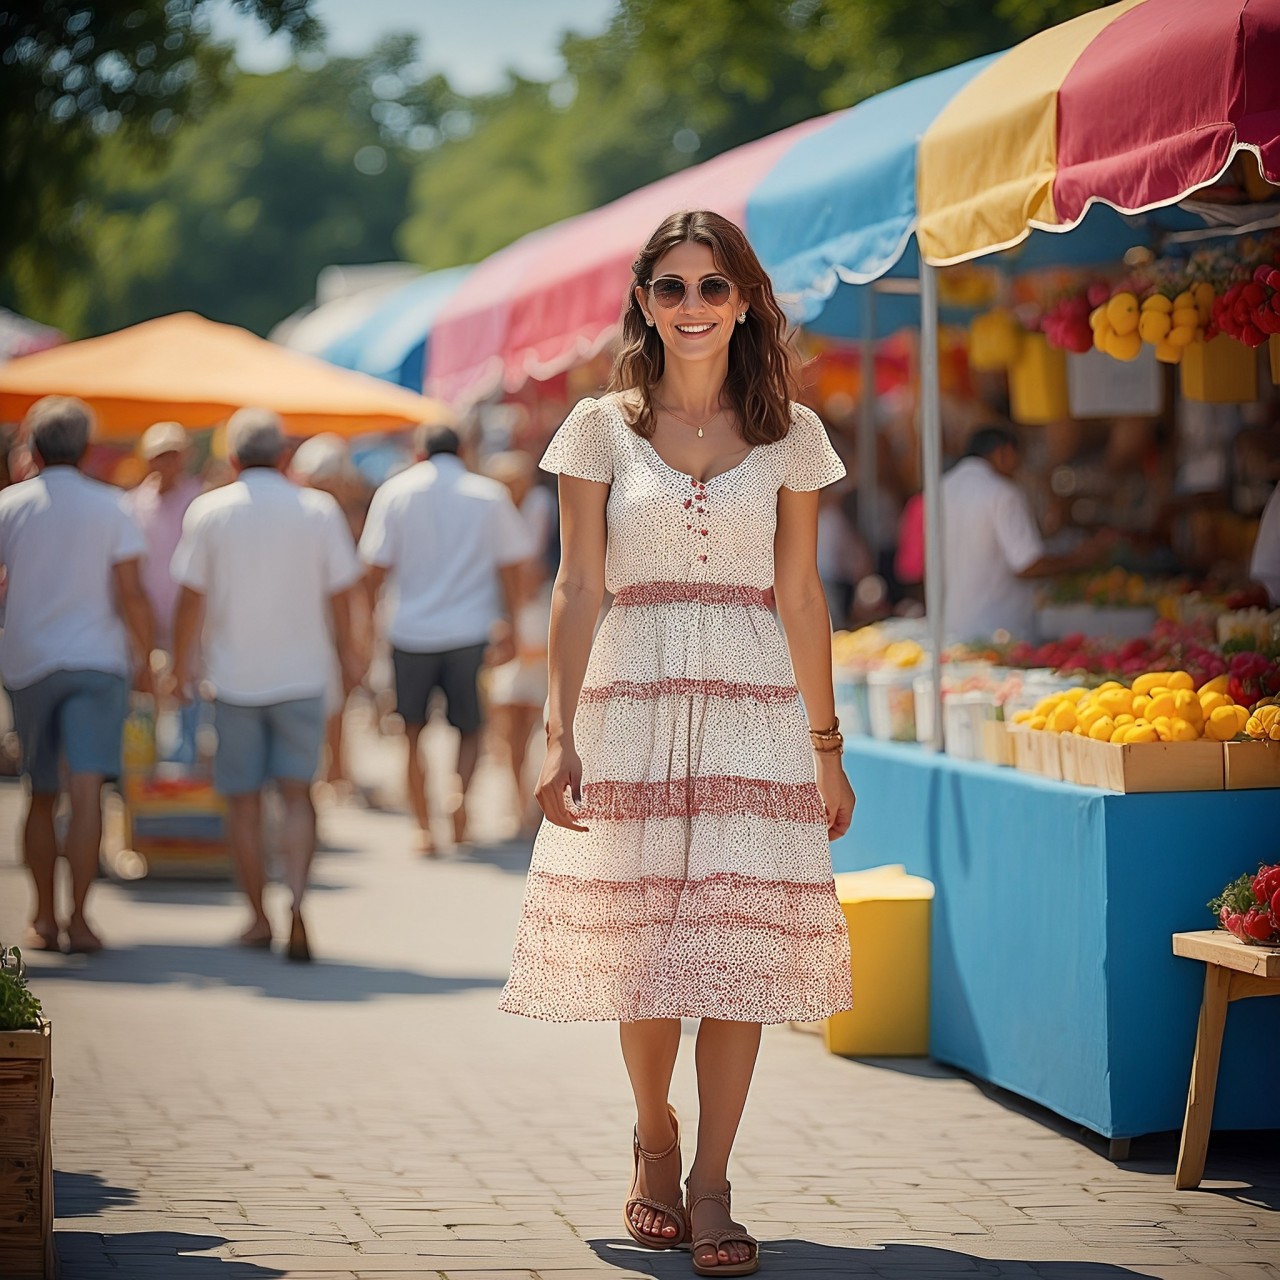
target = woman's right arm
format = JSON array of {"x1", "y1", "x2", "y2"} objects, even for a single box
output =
[{"x1": 536, "y1": 472, "x2": 609, "y2": 831}]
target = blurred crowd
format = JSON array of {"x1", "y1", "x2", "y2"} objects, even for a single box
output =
[{"x1": 0, "y1": 397, "x2": 558, "y2": 960}]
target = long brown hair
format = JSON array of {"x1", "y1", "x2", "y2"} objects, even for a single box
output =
[{"x1": 608, "y1": 210, "x2": 799, "y2": 445}]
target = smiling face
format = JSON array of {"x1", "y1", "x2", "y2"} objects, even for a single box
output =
[{"x1": 634, "y1": 240, "x2": 744, "y2": 370}]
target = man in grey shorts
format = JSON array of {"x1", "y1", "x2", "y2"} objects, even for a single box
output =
[
  {"x1": 170, "y1": 409, "x2": 364, "y2": 960},
  {"x1": 0, "y1": 396, "x2": 155, "y2": 953},
  {"x1": 362, "y1": 426, "x2": 526, "y2": 853}
]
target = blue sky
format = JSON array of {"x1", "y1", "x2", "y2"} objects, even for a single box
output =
[{"x1": 208, "y1": 0, "x2": 618, "y2": 93}]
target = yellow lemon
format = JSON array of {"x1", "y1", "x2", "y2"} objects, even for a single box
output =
[
  {"x1": 1106, "y1": 292, "x2": 1140, "y2": 335},
  {"x1": 1165, "y1": 671, "x2": 1194, "y2": 691},
  {"x1": 1087, "y1": 715, "x2": 1116, "y2": 742}
]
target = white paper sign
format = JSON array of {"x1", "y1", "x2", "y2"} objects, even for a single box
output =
[{"x1": 1067, "y1": 346, "x2": 1164, "y2": 418}]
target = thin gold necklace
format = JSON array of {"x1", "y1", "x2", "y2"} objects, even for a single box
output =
[{"x1": 654, "y1": 397, "x2": 724, "y2": 438}]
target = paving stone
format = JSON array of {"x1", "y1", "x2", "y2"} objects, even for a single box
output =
[{"x1": 0, "y1": 716, "x2": 1275, "y2": 1280}]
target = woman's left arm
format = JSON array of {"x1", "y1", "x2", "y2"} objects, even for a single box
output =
[{"x1": 774, "y1": 486, "x2": 855, "y2": 841}]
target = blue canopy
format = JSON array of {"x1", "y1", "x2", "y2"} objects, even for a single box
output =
[{"x1": 322, "y1": 266, "x2": 474, "y2": 391}]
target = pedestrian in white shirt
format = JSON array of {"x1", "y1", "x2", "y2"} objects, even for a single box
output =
[
  {"x1": 942, "y1": 426, "x2": 1114, "y2": 643},
  {"x1": 361, "y1": 426, "x2": 526, "y2": 854},
  {"x1": 0, "y1": 397, "x2": 154, "y2": 954},
  {"x1": 1250, "y1": 482, "x2": 1280, "y2": 607},
  {"x1": 170, "y1": 409, "x2": 364, "y2": 961}
]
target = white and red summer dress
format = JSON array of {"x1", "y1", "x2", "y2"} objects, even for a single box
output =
[{"x1": 499, "y1": 394, "x2": 853, "y2": 1024}]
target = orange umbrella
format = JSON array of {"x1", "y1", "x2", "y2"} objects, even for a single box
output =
[{"x1": 0, "y1": 312, "x2": 453, "y2": 439}]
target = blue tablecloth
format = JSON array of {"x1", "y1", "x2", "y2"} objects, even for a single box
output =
[{"x1": 830, "y1": 737, "x2": 1280, "y2": 1138}]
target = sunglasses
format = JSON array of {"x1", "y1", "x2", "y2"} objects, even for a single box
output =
[{"x1": 648, "y1": 274, "x2": 735, "y2": 309}]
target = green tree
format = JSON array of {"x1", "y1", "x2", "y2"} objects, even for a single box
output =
[
  {"x1": 1, "y1": 0, "x2": 320, "y2": 304},
  {"x1": 21, "y1": 37, "x2": 452, "y2": 338}
]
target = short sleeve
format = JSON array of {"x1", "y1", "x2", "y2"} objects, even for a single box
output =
[
  {"x1": 992, "y1": 484, "x2": 1045, "y2": 574},
  {"x1": 111, "y1": 498, "x2": 147, "y2": 565},
  {"x1": 318, "y1": 498, "x2": 362, "y2": 593},
  {"x1": 358, "y1": 484, "x2": 398, "y2": 568},
  {"x1": 539, "y1": 397, "x2": 613, "y2": 484},
  {"x1": 783, "y1": 403, "x2": 846, "y2": 492},
  {"x1": 170, "y1": 500, "x2": 210, "y2": 592}
]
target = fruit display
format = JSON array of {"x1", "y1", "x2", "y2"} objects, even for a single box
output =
[
  {"x1": 1210, "y1": 862, "x2": 1280, "y2": 946},
  {"x1": 832, "y1": 625, "x2": 927, "y2": 674},
  {"x1": 1210, "y1": 262, "x2": 1280, "y2": 348},
  {"x1": 1245, "y1": 702, "x2": 1280, "y2": 742}
]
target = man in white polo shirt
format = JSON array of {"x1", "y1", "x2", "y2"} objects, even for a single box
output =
[
  {"x1": 942, "y1": 426, "x2": 1115, "y2": 643},
  {"x1": 170, "y1": 409, "x2": 364, "y2": 960},
  {"x1": 0, "y1": 396, "x2": 154, "y2": 954},
  {"x1": 361, "y1": 425, "x2": 526, "y2": 854}
]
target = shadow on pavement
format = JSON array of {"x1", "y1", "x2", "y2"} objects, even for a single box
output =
[
  {"x1": 58, "y1": 1231, "x2": 283, "y2": 1277},
  {"x1": 24, "y1": 943, "x2": 505, "y2": 1003},
  {"x1": 589, "y1": 1238, "x2": 1148, "y2": 1276},
  {"x1": 53, "y1": 1169, "x2": 138, "y2": 1216},
  {"x1": 458, "y1": 835, "x2": 534, "y2": 876},
  {"x1": 112, "y1": 878, "x2": 345, "y2": 907}
]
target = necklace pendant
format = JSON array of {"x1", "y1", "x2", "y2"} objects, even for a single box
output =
[{"x1": 697, "y1": 426, "x2": 704, "y2": 437}]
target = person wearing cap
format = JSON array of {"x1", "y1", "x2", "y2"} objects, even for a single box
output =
[
  {"x1": 170, "y1": 408, "x2": 365, "y2": 960},
  {"x1": 0, "y1": 396, "x2": 155, "y2": 954},
  {"x1": 361, "y1": 424, "x2": 526, "y2": 854},
  {"x1": 124, "y1": 421, "x2": 203, "y2": 761}
]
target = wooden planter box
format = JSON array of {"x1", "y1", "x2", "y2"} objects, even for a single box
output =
[{"x1": 0, "y1": 1022, "x2": 55, "y2": 1280}]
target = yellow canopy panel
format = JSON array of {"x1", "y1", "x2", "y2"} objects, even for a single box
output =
[{"x1": 0, "y1": 312, "x2": 453, "y2": 440}]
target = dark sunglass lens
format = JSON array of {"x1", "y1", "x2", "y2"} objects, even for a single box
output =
[
  {"x1": 701, "y1": 277, "x2": 732, "y2": 306},
  {"x1": 651, "y1": 278, "x2": 686, "y2": 306}
]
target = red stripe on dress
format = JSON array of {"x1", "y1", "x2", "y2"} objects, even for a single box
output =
[
  {"x1": 612, "y1": 581, "x2": 770, "y2": 608},
  {"x1": 577, "y1": 775, "x2": 825, "y2": 823},
  {"x1": 579, "y1": 677, "x2": 798, "y2": 705}
]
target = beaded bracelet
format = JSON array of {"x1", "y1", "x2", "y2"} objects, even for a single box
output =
[{"x1": 808, "y1": 716, "x2": 843, "y2": 753}]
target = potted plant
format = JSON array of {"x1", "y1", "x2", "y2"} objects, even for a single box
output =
[{"x1": 0, "y1": 945, "x2": 56, "y2": 1279}]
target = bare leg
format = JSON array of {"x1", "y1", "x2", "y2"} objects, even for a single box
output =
[
  {"x1": 64, "y1": 773, "x2": 105, "y2": 951},
  {"x1": 453, "y1": 728, "x2": 480, "y2": 844},
  {"x1": 405, "y1": 722, "x2": 433, "y2": 853},
  {"x1": 619, "y1": 1018, "x2": 684, "y2": 1243},
  {"x1": 510, "y1": 704, "x2": 539, "y2": 820},
  {"x1": 225, "y1": 791, "x2": 270, "y2": 942},
  {"x1": 323, "y1": 709, "x2": 346, "y2": 786},
  {"x1": 23, "y1": 791, "x2": 60, "y2": 946},
  {"x1": 276, "y1": 779, "x2": 316, "y2": 912},
  {"x1": 688, "y1": 1019, "x2": 762, "y2": 1269}
]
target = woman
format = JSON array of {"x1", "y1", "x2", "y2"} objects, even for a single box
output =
[{"x1": 500, "y1": 210, "x2": 855, "y2": 1277}]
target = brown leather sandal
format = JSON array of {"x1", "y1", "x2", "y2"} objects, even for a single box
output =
[
  {"x1": 685, "y1": 1180, "x2": 759, "y2": 1276},
  {"x1": 624, "y1": 1104, "x2": 689, "y2": 1250}
]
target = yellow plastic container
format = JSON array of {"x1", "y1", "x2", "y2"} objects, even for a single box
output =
[
  {"x1": 1180, "y1": 334, "x2": 1258, "y2": 404},
  {"x1": 824, "y1": 864, "x2": 934, "y2": 1058},
  {"x1": 1008, "y1": 332, "x2": 1069, "y2": 425}
]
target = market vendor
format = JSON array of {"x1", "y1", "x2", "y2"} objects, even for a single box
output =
[
  {"x1": 942, "y1": 426, "x2": 1115, "y2": 643},
  {"x1": 1251, "y1": 482, "x2": 1280, "y2": 606}
]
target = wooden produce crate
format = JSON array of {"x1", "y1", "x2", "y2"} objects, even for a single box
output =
[
  {"x1": 1224, "y1": 740, "x2": 1280, "y2": 790},
  {"x1": 0, "y1": 1023, "x2": 55, "y2": 1280},
  {"x1": 981, "y1": 720, "x2": 1015, "y2": 767},
  {"x1": 1066, "y1": 737, "x2": 1224, "y2": 793},
  {"x1": 1007, "y1": 725, "x2": 1063, "y2": 781}
]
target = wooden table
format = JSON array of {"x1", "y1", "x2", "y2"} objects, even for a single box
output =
[{"x1": 1172, "y1": 930, "x2": 1280, "y2": 1189}]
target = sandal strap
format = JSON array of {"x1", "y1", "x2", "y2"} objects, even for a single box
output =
[
  {"x1": 626, "y1": 1193, "x2": 687, "y2": 1223},
  {"x1": 685, "y1": 1178, "x2": 733, "y2": 1214},
  {"x1": 691, "y1": 1227, "x2": 758, "y2": 1254},
  {"x1": 634, "y1": 1123, "x2": 679, "y2": 1163}
]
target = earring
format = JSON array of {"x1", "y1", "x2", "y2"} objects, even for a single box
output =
[
  {"x1": 737, "y1": 312, "x2": 747, "y2": 324},
  {"x1": 645, "y1": 315, "x2": 655, "y2": 327}
]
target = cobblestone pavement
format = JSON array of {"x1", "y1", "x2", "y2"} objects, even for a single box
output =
[{"x1": 1, "y1": 712, "x2": 1278, "y2": 1279}]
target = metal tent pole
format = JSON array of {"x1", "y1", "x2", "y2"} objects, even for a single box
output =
[
  {"x1": 919, "y1": 261, "x2": 945, "y2": 753},
  {"x1": 857, "y1": 288, "x2": 879, "y2": 555}
]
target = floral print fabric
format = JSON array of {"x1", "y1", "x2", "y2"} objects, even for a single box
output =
[{"x1": 499, "y1": 394, "x2": 853, "y2": 1023}]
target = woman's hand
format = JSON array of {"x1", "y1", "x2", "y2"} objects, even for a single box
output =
[
  {"x1": 815, "y1": 752, "x2": 855, "y2": 841},
  {"x1": 536, "y1": 735, "x2": 589, "y2": 832}
]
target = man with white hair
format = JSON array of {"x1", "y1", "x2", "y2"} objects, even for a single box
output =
[
  {"x1": 170, "y1": 408, "x2": 364, "y2": 960},
  {"x1": 0, "y1": 396, "x2": 155, "y2": 953}
]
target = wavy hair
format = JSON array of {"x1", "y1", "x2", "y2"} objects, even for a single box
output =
[{"x1": 608, "y1": 210, "x2": 799, "y2": 444}]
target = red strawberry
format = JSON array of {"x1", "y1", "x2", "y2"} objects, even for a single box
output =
[{"x1": 1271, "y1": 887, "x2": 1280, "y2": 921}]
